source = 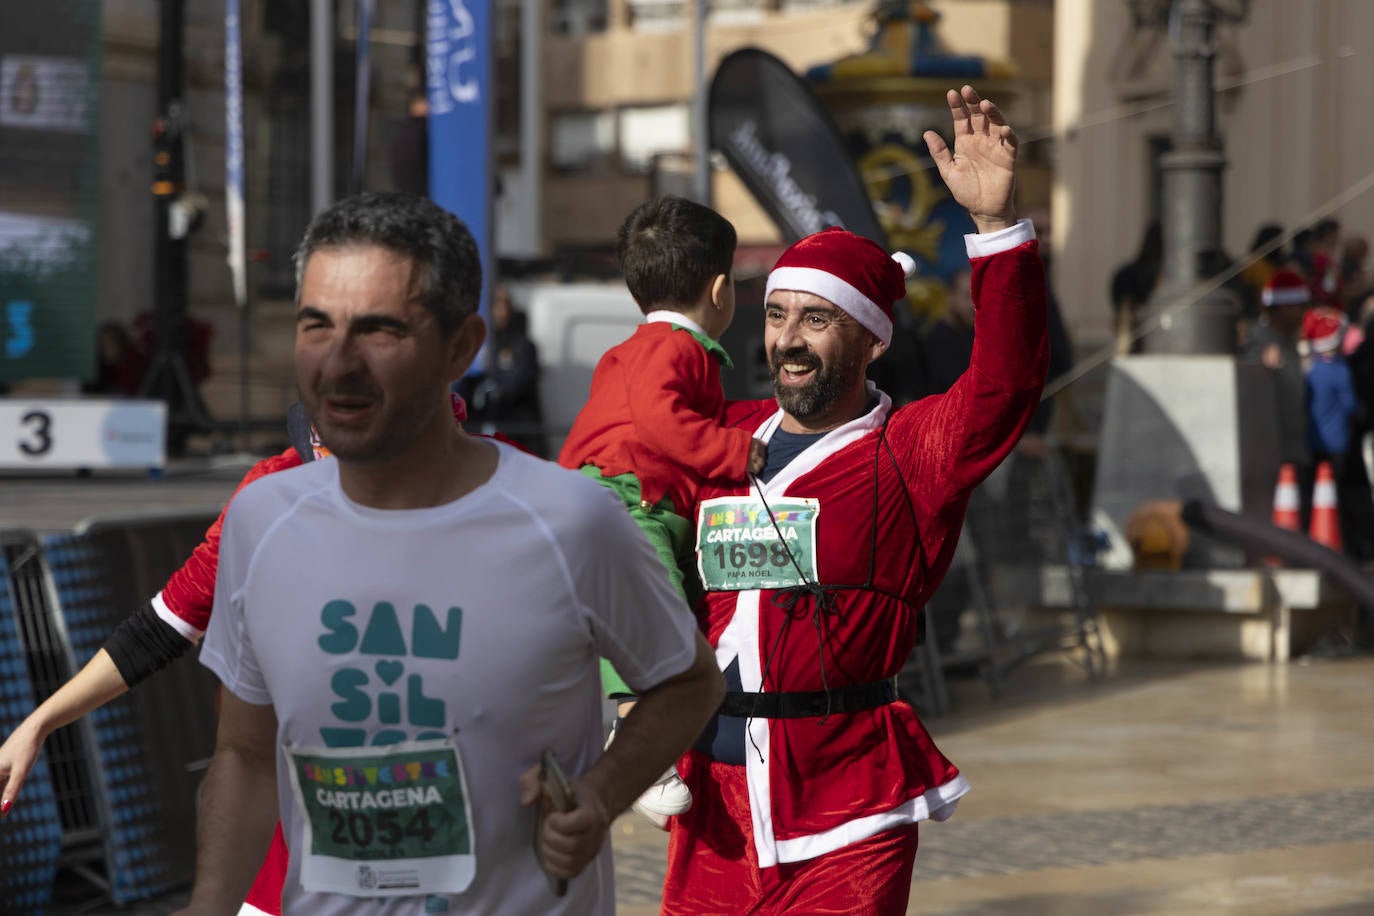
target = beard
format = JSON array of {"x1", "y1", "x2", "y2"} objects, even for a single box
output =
[{"x1": 768, "y1": 345, "x2": 863, "y2": 421}]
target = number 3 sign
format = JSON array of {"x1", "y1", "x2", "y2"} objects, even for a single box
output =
[{"x1": 0, "y1": 399, "x2": 166, "y2": 470}]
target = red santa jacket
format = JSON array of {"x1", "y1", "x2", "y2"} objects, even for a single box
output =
[
  {"x1": 559, "y1": 318, "x2": 754, "y2": 516},
  {"x1": 693, "y1": 229, "x2": 1048, "y2": 868}
]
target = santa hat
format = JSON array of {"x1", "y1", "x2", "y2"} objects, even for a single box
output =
[
  {"x1": 764, "y1": 227, "x2": 916, "y2": 345},
  {"x1": 1261, "y1": 269, "x2": 1310, "y2": 307},
  {"x1": 1303, "y1": 306, "x2": 1348, "y2": 354}
]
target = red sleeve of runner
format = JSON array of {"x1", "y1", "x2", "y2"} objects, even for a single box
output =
[{"x1": 156, "y1": 447, "x2": 304, "y2": 636}]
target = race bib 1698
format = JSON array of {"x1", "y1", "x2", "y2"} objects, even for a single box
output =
[{"x1": 696, "y1": 496, "x2": 820, "y2": 592}]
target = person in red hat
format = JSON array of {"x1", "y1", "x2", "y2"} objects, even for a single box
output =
[
  {"x1": 660, "y1": 84, "x2": 1049, "y2": 915},
  {"x1": 1244, "y1": 269, "x2": 1315, "y2": 525},
  {"x1": 1304, "y1": 306, "x2": 1359, "y2": 541}
]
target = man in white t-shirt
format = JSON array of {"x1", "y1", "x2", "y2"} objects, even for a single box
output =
[{"x1": 184, "y1": 192, "x2": 724, "y2": 915}]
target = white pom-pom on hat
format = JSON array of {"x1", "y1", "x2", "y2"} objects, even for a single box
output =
[{"x1": 891, "y1": 251, "x2": 917, "y2": 279}]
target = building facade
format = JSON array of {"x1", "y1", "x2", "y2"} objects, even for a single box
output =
[
  {"x1": 1053, "y1": 0, "x2": 1374, "y2": 350},
  {"x1": 10, "y1": 0, "x2": 1052, "y2": 425}
]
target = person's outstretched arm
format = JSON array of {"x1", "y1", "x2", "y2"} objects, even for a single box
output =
[
  {"x1": 895, "y1": 85, "x2": 1049, "y2": 492},
  {"x1": 0, "y1": 649, "x2": 128, "y2": 814}
]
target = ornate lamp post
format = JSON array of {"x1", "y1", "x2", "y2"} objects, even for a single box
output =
[{"x1": 1134, "y1": 0, "x2": 1251, "y2": 354}]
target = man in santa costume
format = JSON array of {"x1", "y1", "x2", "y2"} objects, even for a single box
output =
[{"x1": 661, "y1": 84, "x2": 1049, "y2": 914}]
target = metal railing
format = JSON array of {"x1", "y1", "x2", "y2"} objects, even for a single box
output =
[{"x1": 0, "y1": 512, "x2": 220, "y2": 909}]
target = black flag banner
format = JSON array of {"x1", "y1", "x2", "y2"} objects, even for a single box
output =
[{"x1": 709, "y1": 48, "x2": 887, "y2": 246}]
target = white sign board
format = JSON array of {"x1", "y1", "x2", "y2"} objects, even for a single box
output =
[
  {"x1": 0, "y1": 399, "x2": 166, "y2": 470},
  {"x1": 0, "y1": 55, "x2": 90, "y2": 133}
]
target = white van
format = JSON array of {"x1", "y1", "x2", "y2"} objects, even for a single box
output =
[{"x1": 521, "y1": 282, "x2": 643, "y2": 456}]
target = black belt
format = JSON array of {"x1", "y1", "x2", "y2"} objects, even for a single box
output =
[{"x1": 717, "y1": 678, "x2": 899, "y2": 719}]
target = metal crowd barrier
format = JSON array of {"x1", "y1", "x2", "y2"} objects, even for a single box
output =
[
  {"x1": 0, "y1": 511, "x2": 220, "y2": 908},
  {"x1": 0, "y1": 532, "x2": 66, "y2": 913}
]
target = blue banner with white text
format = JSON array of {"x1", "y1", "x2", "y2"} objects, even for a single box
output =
[{"x1": 426, "y1": 0, "x2": 492, "y2": 362}]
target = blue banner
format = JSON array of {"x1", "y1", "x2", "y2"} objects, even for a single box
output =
[
  {"x1": 351, "y1": 0, "x2": 374, "y2": 192},
  {"x1": 225, "y1": 0, "x2": 246, "y2": 308},
  {"x1": 426, "y1": 0, "x2": 492, "y2": 367}
]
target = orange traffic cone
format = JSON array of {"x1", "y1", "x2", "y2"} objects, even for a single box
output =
[
  {"x1": 1272, "y1": 463, "x2": 1301, "y2": 530},
  {"x1": 1267, "y1": 463, "x2": 1301, "y2": 566},
  {"x1": 1309, "y1": 460, "x2": 1342, "y2": 551}
]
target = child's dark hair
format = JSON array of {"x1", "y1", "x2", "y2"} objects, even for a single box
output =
[{"x1": 617, "y1": 195, "x2": 736, "y2": 312}]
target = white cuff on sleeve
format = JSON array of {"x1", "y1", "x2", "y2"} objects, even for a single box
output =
[
  {"x1": 151, "y1": 590, "x2": 205, "y2": 643},
  {"x1": 964, "y1": 218, "x2": 1036, "y2": 259}
]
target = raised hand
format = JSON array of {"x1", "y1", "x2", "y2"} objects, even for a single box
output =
[{"x1": 922, "y1": 85, "x2": 1019, "y2": 234}]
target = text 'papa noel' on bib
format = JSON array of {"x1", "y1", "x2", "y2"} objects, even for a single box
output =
[
  {"x1": 285, "y1": 738, "x2": 475, "y2": 898},
  {"x1": 696, "y1": 496, "x2": 820, "y2": 592}
]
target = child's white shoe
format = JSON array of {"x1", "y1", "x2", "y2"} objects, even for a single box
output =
[
  {"x1": 631, "y1": 769, "x2": 692, "y2": 829},
  {"x1": 606, "y1": 717, "x2": 692, "y2": 829}
]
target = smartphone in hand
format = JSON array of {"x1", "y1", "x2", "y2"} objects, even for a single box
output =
[{"x1": 533, "y1": 749, "x2": 578, "y2": 896}]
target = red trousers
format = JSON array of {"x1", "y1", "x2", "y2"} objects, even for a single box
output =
[{"x1": 662, "y1": 751, "x2": 919, "y2": 915}]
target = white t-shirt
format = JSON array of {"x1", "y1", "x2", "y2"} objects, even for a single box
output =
[{"x1": 201, "y1": 442, "x2": 700, "y2": 916}]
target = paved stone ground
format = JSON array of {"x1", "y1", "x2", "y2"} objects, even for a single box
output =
[
  {"x1": 914, "y1": 786, "x2": 1374, "y2": 882},
  {"x1": 47, "y1": 784, "x2": 1374, "y2": 912},
  {"x1": 606, "y1": 786, "x2": 1374, "y2": 907}
]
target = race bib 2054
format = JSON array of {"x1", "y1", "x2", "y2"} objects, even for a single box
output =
[{"x1": 285, "y1": 739, "x2": 475, "y2": 897}]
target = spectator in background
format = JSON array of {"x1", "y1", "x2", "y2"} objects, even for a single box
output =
[
  {"x1": 1239, "y1": 223, "x2": 1286, "y2": 338},
  {"x1": 1342, "y1": 289, "x2": 1374, "y2": 561},
  {"x1": 1243, "y1": 270, "x2": 1314, "y2": 526},
  {"x1": 1310, "y1": 219, "x2": 1343, "y2": 307},
  {"x1": 455, "y1": 283, "x2": 548, "y2": 456},
  {"x1": 1340, "y1": 235, "x2": 1371, "y2": 319},
  {"x1": 1304, "y1": 307, "x2": 1357, "y2": 474},
  {"x1": 389, "y1": 61, "x2": 429, "y2": 197},
  {"x1": 128, "y1": 310, "x2": 214, "y2": 390},
  {"x1": 82, "y1": 321, "x2": 145, "y2": 397},
  {"x1": 1348, "y1": 291, "x2": 1374, "y2": 394},
  {"x1": 1290, "y1": 227, "x2": 1316, "y2": 278},
  {"x1": 1110, "y1": 221, "x2": 1162, "y2": 355},
  {"x1": 1303, "y1": 307, "x2": 1370, "y2": 561}
]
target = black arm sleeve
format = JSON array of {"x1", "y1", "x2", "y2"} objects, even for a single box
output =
[{"x1": 101, "y1": 602, "x2": 195, "y2": 687}]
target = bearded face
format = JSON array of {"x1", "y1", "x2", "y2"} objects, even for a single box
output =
[
  {"x1": 768, "y1": 342, "x2": 865, "y2": 421},
  {"x1": 763, "y1": 290, "x2": 883, "y2": 431}
]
